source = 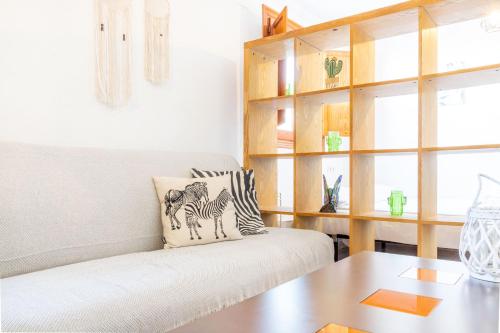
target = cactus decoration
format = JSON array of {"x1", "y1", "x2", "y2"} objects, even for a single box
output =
[
  {"x1": 320, "y1": 174, "x2": 343, "y2": 213},
  {"x1": 324, "y1": 56, "x2": 343, "y2": 88}
]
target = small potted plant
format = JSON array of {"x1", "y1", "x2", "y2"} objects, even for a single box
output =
[{"x1": 324, "y1": 56, "x2": 343, "y2": 89}]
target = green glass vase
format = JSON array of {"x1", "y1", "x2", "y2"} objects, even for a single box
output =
[
  {"x1": 327, "y1": 131, "x2": 342, "y2": 152},
  {"x1": 387, "y1": 190, "x2": 407, "y2": 216}
]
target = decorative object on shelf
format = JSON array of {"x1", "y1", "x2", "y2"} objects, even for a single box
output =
[
  {"x1": 285, "y1": 83, "x2": 293, "y2": 96},
  {"x1": 481, "y1": 11, "x2": 500, "y2": 33},
  {"x1": 95, "y1": 0, "x2": 132, "y2": 107},
  {"x1": 387, "y1": 190, "x2": 407, "y2": 216},
  {"x1": 320, "y1": 174, "x2": 342, "y2": 213},
  {"x1": 324, "y1": 56, "x2": 343, "y2": 89},
  {"x1": 261, "y1": 5, "x2": 301, "y2": 37},
  {"x1": 459, "y1": 174, "x2": 500, "y2": 283},
  {"x1": 144, "y1": 0, "x2": 170, "y2": 84},
  {"x1": 326, "y1": 131, "x2": 342, "y2": 152}
]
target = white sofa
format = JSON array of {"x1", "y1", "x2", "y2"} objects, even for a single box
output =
[{"x1": 0, "y1": 142, "x2": 334, "y2": 332}]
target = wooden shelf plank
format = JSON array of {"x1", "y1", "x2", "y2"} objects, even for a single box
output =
[
  {"x1": 249, "y1": 153, "x2": 294, "y2": 158},
  {"x1": 352, "y1": 148, "x2": 418, "y2": 155},
  {"x1": 353, "y1": 77, "x2": 419, "y2": 97},
  {"x1": 296, "y1": 151, "x2": 350, "y2": 157},
  {"x1": 352, "y1": 211, "x2": 418, "y2": 223},
  {"x1": 296, "y1": 87, "x2": 350, "y2": 104},
  {"x1": 421, "y1": 215, "x2": 466, "y2": 226},
  {"x1": 248, "y1": 95, "x2": 294, "y2": 109},
  {"x1": 260, "y1": 206, "x2": 294, "y2": 215},
  {"x1": 423, "y1": 63, "x2": 500, "y2": 90},
  {"x1": 422, "y1": 144, "x2": 500, "y2": 153},
  {"x1": 296, "y1": 210, "x2": 350, "y2": 219}
]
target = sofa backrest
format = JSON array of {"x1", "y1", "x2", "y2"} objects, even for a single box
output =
[{"x1": 0, "y1": 142, "x2": 240, "y2": 278}]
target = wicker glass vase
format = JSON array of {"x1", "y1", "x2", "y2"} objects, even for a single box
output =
[{"x1": 459, "y1": 174, "x2": 500, "y2": 283}]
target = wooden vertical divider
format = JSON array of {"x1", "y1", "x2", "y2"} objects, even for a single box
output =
[
  {"x1": 351, "y1": 25, "x2": 375, "y2": 85},
  {"x1": 250, "y1": 157, "x2": 278, "y2": 226},
  {"x1": 418, "y1": 7, "x2": 438, "y2": 258},
  {"x1": 296, "y1": 156, "x2": 323, "y2": 212},
  {"x1": 350, "y1": 25, "x2": 376, "y2": 255},
  {"x1": 295, "y1": 97, "x2": 324, "y2": 153}
]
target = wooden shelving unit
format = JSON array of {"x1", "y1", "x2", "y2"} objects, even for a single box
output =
[{"x1": 244, "y1": 0, "x2": 500, "y2": 259}]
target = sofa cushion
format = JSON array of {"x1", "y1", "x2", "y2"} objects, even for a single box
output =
[
  {"x1": 153, "y1": 175, "x2": 242, "y2": 247},
  {"x1": 0, "y1": 142, "x2": 240, "y2": 278},
  {"x1": 1, "y1": 228, "x2": 334, "y2": 332},
  {"x1": 191, "y1": 168, "x2": 267, "y2": 235}
]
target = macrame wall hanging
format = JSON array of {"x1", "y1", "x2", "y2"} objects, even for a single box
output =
[
  {"x1": 144, "y1": 0, "x2": 170, "y2": 84},
  {"x1": 95, "y1": 0, "x2": 132, "y2": 107}
]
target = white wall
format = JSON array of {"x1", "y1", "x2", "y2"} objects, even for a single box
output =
[{"x1": 0, "y1": 0, "x2": 262, "y2": 162}]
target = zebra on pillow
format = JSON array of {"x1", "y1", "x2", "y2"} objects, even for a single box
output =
[{"x1": 184, "y1": 188, "x2": 234, "y2": 240}]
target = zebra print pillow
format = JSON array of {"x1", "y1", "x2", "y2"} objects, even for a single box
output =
[
  {"x1": 191, "y1": 168, "x2": 267, "y2": 235},
  {"x1": 153, "y1": 175, "x2": 242, "y2": 248}
]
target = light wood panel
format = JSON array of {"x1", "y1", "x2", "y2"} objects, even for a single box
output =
[
  {"x1": 295, "y1": 39, "x2": 324, "y2": 93},
  {"x1": 295, "y1": 156, "x2": 322, "y2": 212},
  {"x1": 351, "y1": 89, "x2": 375, "y2": 150},
  {"x1": 352, "y1": 8, "x2": 419, "y2": 40},
  {"x1": 295, "y1": 97, "x2": 324, "y2": 153},
  {"x1": 351, "y1": 27, "x2": 375, "y2": 85},
  {"x1": 248, "y1": 104, "x2": 278, "y2": 154},
  {"x1": 350, "y1": 219, "x2": 375, "y2": 254},
  {"x1": 298, "y1": 25, "x2": 350, "y2": 51},
  {"x1": 423, "y1": 0, "x2": 500, "y2": 26},
  {"x1": 249, "y1": 158, "x2": 277, "y2": 210},
  {"x1": 420, "y1": 7, "x2": 438, "y2": 76},
  {"x1": 423, "y1": 63, "x2": 500, "y2": 90},
  {"x1": 418, "y1": 7, "x2": 439, "y2": 259},
  {"x1": 247, "y1": 50, "x2": 279, "y2": 100},
  {"x1": 323, "y1": 102, "x2": 350, "y2": 137}
]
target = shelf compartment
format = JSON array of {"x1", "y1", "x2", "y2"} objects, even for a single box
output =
[
  {"x1": 352, "y1": 9, "x2": 419, "y2": 85},
  {"x1": 294, "y1": 215, "x2": 349, "y2": 236},
  {"x1": 421, "y1": 70, "x2": 500, "y2": 148},
  {"x1": 352, "y1": 79, "x2": 418, "y2": 151},
  {"x1": 351, "y1": 153, "x2": 418, "y2": 219},
  {"x1": 248, "y1": 99, "x2": 293, "y2": 155},
  {"x1": 295, "y1": 155, "x2": 349, "y2": 214},
  {"x1": 295, "y1": 26, "x2": 350, "y2": 94},
  {"x1": 249, "y1": 157, "x2": 294, "y2": 217},
  {"x1": 424, "y1": 0, "x2": 500, "y2": 27},
  {"x1": 422, "y1": 2, "x2": 500, "y2": 75},
  {"x1": 296, "y1": 89, "x2": 350, "y2": 154},
  {"x1": 421, "y1": 150, "x2": 500, "y2": 219},
  {"x1": 247, "y1": 39, "x2": 294, "y2": 100}
]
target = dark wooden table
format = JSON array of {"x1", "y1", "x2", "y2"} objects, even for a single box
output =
[{"x1": 171, "y1": 252, "x2": 499, "y2": 333}]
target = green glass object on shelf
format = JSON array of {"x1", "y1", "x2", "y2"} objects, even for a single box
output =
[
  {"x1": 327, "y1": 131, "x2": 342, "y2": 152},
  {"x1": 387, "y1": 190, "x2": 407, "y2": 216}
]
